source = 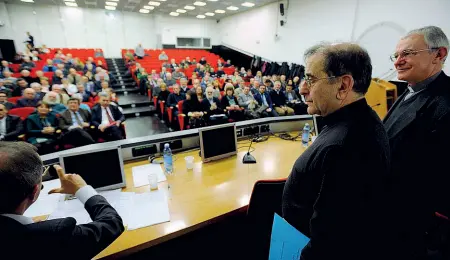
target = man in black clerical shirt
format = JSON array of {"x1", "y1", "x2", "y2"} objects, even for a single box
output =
[{"x1": 282, "y1": 43, "x2": 391, "y2": 260}]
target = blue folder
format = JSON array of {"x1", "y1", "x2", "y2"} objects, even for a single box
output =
[{"x1": 269, "y1": 213, "x2": 310, "y2": 260}]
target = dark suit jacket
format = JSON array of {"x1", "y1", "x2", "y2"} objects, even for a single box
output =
[
  {"x1": 201, "y1": 97, "x2": 222, "y2": 115},
  {"x1": 0, "y1": 195, "x2": 124, "y2": 260},
  {"x1": 59, "y1": 109, "x2": 91, "y2": 131},
  {"x1": 254, "y1": 92, "x2": 274, "y2": 109},
  {"x1": 3, "y1": 115, "x2": 23, "y2": 141},
  {"x1": 220, "y1": 95, "x2": 239, "y2": 109},
  {"x1": 269, "y1": 90, "x2": 287, "y2": 107},
  {"x1": 383, "y1": 71, "x2": 450, "y2": 258},
  {"x1": 0, "y1": 101, "x2": 15, "y2": 110},
  {"x1": 26, "y1": 113, "x2": 59, "y2": 143},
  {"x1": 15, "y1": 98, "x2": 39, "y2": 108},
  {"x1": 91, "y1": 105, "x2": 125, "y2": 128},
  {"x1": 68, "y1": 74, "x2": 82, "y2": 85},
  {"x1": 12, "y1": 86, "x2": 30, "y2": 97}
]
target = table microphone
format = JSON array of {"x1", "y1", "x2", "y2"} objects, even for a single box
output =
[{"x1": 242, "y1": 138, "x2": 257, "y2": 164}]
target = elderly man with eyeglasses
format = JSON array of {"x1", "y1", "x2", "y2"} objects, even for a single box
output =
[
  {"x1": 282, "y1": 43, "x2": 392, "y2": 260},
  {"x1": 383, "y1": 26, "x2": 450, "y2": 259}
]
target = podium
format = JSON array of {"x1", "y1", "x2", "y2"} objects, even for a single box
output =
[{"x1": 365, "y1": 78, "x2": 397, "y2": 119}]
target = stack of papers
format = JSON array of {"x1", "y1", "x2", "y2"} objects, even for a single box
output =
[
  {"x1": 132, "y1": 164, "x2": 167, "y2": 188},
  {"x1": 24, "y1": 179, "x2": 64, "y2": 218},
  {"x1": 127, "y1": 190, "x2": 170, "y2": 230}
]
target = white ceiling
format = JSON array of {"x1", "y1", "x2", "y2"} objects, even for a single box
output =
[{"x1": 1, "y1": 0, "x2": 278, "y2": 19}]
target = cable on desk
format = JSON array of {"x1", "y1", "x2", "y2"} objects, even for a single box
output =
[
  {"x1": 237, "y1": 146, "x2": 256, "y2": 153},
  {"x1": 270, "y1": 131, "x2": 301, "y2": 141}
]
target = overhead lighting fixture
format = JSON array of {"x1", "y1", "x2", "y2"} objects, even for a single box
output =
[
  {"x1": 108, "y1": 0, "x2": 119, "y2": 1},
  {"x1": 184, "y1": 5, "x2": 195, "y2": 10},
  {"x1": 207, "y1": 0, "x2": 218, "y2": 1},
  {"x1": 65, "y1": 0, "x2": 76, "y2": 1},
  {"x1": 176, "y1": 9, "x2": 187, "y2": 13},
  {"x1": 21, "y1": 0, "x2": 34, "y2": 2},
  {"x1": 215, "y1": 9, "x2": 225, "y2": 13},
  {"x1": 170, "y1": 12, "x2": 179, "y2": 16},
  {"x1": 227, "y1": 6, "x2": 239, "y2": 10},
  {"x1": 193, "y1": 1, "x2": 206, "y2": 6},
  {"x1": 148, "y1": 1, "x2": 160, "y2": 6},
  {"x1": 105, "y1": 1, "x2": 117, "y2": 6},
  {"x1": 157, "y1": 0, "x2": 166, "y2": 1},
  {"x1": 205, "y1": 12, "x2": 214, "y2": 16},
  {"x1": 65, "y1": 2, "x2": 78, "y2": 7},
  {"x1": 241, "y1": 2, "x2": 255, "y2": 7},
  {"x1": 105, "y1": 5, "x2": 116, "y2": 10},
  {"x1": 143, "y1": 5, "x2": 155, "y2": 9},
  {"x1": 196, "y1": 15, "x2": 206, "y2": 19},
  {"x1": 139, "y1": 9, "x2": 150, "y2": 13}
]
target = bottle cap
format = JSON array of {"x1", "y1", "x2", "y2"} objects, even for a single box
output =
[{"x1": 164, "y1": 143, "x2": 170, "y2": 148}]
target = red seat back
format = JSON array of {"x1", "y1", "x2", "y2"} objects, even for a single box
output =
[
  {"x1": 7, "y1": 97, "x2": 21, "y2": 105},
  {"x1": 8, "y1": 107, "x2": 36, "y2": 120}
]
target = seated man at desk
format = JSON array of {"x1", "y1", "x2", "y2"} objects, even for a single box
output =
[
  {"x1": 0, "y1": 142, "x2": 124, "y2": 259},
  {"x1": 59, "y1": 97, "x2": 95, "y2": 147},
  {"x1": 91, "y1": 92, "x2": 125, "y2": 141}
]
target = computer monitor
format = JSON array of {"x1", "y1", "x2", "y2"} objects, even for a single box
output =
[
  {"x1": 199, "y1": 123, "x2": 238, "y2": 162},
  {"x1": 59, "y1": 146, "x2": 126, "y2": 191}
]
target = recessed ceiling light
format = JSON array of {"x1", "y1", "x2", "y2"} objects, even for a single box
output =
[
  {"x1": 207, "y1": 0, "x2": 218, "y2": 1},
  {"x1": 241, "y1": 2, "x2": 255, "y2": 7},
  {"x1": 108, "y1": 0, "x2": 119, "y2": 1},
  {"x1": 65, "y1": 0, "x2": 76, "y2": 1},
  {"x1": 157, "y1": 0, "x2": 166, "y2": 1},
  {"x1": 139, "y1": 9, "x2": 150, "y2": 13},
  {"x1": 21, "y1": 0, "x2": 34, "y2": 2},
  {"x1": 205, "y1": 12, "x2": 214, "y2": 16},
  {"x1": 184, "y1": 5, "x2": 195, "y2": 10},
  {"x1": 148, "y1": 1, "x2": 160, "y2": 6},
  {"x1": 227, "y1": 6, "x2": 239, "y2": 10},
  {"x1": 65, "y1": 2, "x2": 78, "y2": 7},
  {"x1": 193, "y1": 1, "x2": 206, "y2": 6},
  {"x1": 105, "y1": 5, "x2": 116, "y2": 10},
  {"x1": 170, "y1": 12, "x2": 179, "y2": 16},
  {"x1": 215, "y1": 9, "x2": 225, "y2": 13},
  {"x1": 105, "y1": 1, "x2": 117, "y2": 6},
  {"x1": 143, "y1": 5, "x2": 155, "y2": 9},
  {"x1": 196, "y1": 15, "x2": 206, "y2": 19},
  {"x1": 176, "y1": 9, "x2": 187, "y2": 13}
]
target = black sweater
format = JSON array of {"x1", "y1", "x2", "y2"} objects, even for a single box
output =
[
  {"x1": 269, "y1": 90, "x2": 287, "y2": 107},
  {"x1": 282, "y1": 99, "x2": 392, "y2": 260}
]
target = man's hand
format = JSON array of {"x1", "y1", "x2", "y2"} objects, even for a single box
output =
[
  {"x1": 116, "y1": 121, "x2": 121, "y2": 127},
  {"x1": 99, "y1": 125, "x2": 107, "y2": 132},
  {"x1": 81, "y1": 122, "x2": 90, "y2": 128},
  {"x1": 266, "y1": 108, "x2": 272, "y2": 112},
  {"x1": 48, "y1": 165, "x2": 87, "y2": 195}
]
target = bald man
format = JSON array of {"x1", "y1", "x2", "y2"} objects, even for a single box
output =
[{"x1": 16, "y1": 88, "x2": 38, "y2": 108}]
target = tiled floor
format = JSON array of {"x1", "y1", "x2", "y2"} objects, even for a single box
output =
[{"x1": 124, "y1": 115, "x2": 169, "y2": 139}]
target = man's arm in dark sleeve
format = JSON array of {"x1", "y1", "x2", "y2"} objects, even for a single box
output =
[{"x1": 4, "y1": 117, "x2": 23, "y2": 141}]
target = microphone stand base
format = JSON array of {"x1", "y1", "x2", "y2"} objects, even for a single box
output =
[{"x1": 242, "y1": 153, "x2": 257, "y2": 164}]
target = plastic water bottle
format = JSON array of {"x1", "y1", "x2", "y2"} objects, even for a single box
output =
[
  {"x1": 163, "y1": 143, "x2": 173, "y2": 175},
  {"x1": 302, "y1": 123, "x2": 310, "y2": 147}
]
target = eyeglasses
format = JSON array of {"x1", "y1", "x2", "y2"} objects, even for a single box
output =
[
  {"x1": 303, "y1": 75, "x2": 338, "y2": 88},
  {"x1": 389, "y1": 48, "x2": 438, "y2": 62}
]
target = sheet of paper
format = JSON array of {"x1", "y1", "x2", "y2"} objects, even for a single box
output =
[
  {"x1": 269, "y1": 213, "x2": 310, "y2": 260},
  {"x1": 99, "y1": 190, "x2": 134, "y2": 226},
  {"x1": 127, "y1": 190, "x2": 170, "y2": 230},
  {"x1": 48, "y1": 198, "x2": 92, "y2": 225},
  {"x1": 132, "y1": 164, "x2": 167, "y2": 188},
  {"x1": 24, "y1": 179, "x2": 63, "y2": 218}
]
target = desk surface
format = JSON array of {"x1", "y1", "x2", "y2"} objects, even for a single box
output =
[{"x1": 91, "y1": 136, "x2": 306, "y2": 259}]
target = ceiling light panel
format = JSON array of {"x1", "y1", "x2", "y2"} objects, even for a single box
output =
[
  {"x1": 242, "y1": 2, "x2": 255, "y2": 7},
  {"x1": 65, "y1": 2, "x2": 78, "y2": 7},
  {"x1": 170, "y1": 12, "x2": 179, "y2": 16},
  {"x1": 205, "y1": 12, "x2": 214, "y2": 16},
  {"x1": 184, "y1": 5, "x2": 195, "y2": 10},
  {"x1": 139, "y1": 9, "x2": 150, "y2": 13},
  {"x1": 193, "y1": 1, "x2": 206, "y2": 6},
  {"x1": 21, "y1": 0, "x2": 34, "y2": 2},
  {"x1": 227, "y1": 6, "x2": 239, "y2": 10},
  {"x1": 176, "y1": 9, "x2": 187, "y2": 13},
  {"x1": 215, "y1": 9, "x2": 225, "y2": 13},
  {"x1": 105, "y1": 1, "x2": 117, "y2": 6},
  {"x1": 196, "y1": 15, "x2": 206, "y2": 19},
  {"x1": 105, "y1": 5, "x2": 116, "y2": 10},
  {"x1": 143, "y1": 5, "x2": 155, "y2": 9},
  {"x1": 148, "y1": 1, "x2": 160, "y2": 6}
]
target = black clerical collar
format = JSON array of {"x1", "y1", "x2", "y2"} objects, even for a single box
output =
[
  {"x1": 408, "y1": 71, "x2": 442, "y2": 93},
  {"x1": 323, "y1": 98, "x2": 368, "y2": 127}
]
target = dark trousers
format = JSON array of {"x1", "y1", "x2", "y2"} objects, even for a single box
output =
[
  {"x1": 61, "y1": 128, "x2": 95, "y2": 147},
  {"x1": 261, "y1": 109, "x2": 279, "y2": 117},
  {"x1": 228, "y1": 110, "x2": 245, "y2": 121},
  {"x1": 100, "y1": 125, "x2": 123, "y2": 141}
]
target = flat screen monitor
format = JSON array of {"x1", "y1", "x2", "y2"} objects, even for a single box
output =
[
  {"x1": 59, "y1": 146, "x2": 126, "y2": 191},
  {"x1": 199, "y1": 123, "x2": 238, "y2": 162}
]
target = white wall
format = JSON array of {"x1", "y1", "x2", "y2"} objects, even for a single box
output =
[
  {"x1": 218, "y1": 0, "x2": 450, "y2": 77},
  {"x1": 0, "y1": 3, "x2": 219, "y2": 57}
]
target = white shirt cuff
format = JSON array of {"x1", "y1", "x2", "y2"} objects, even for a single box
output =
[{"x1": 75, "y1": 185, "x2": 98, "y2": 205}]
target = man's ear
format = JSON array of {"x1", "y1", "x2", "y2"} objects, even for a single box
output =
[
  {"x1": 434, "y1": 47, "x2": 448, "y2": 64},
  {"x1": 29, "y1": 184, "x2": 40, "y2": 203},
  {"x1": 337, "y1": 75, "x2": 354, "y2": 100}
]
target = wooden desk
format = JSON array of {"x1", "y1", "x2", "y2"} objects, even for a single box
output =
[{"x1": 94, "y1": 136, "x2": 306, "y2": 259}]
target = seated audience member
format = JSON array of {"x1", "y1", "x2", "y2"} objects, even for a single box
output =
[
  {"x1": 224, "y1": 59, "x2": 232, "y2": 67},
  {"x1": 0, "y1": 91, "x2": 14, "y2": 110},
  {"x1": 61, "y1": 78, "x2": 78, "y2": 96},
  {"x1": 164, "y1": 73, "x2": 176, "y2": 87},
  {"x1": 98, "y1": 81, "x2": 110, "y2": 93},
  {"x1": 292, "y1": 76, "x2": 300, "y2": 90},
  {"x1": 94, "y1": 48, "x2": 104, "y2": 57},
  {"x1": 170, "y1": 59, "x2": 178, "y2": 70},
  {"x1": 68, "y1": 68, "x2": 82, "y2": 85},
  {"x1": 81, "y1": 75, "x2": 95, "y2": 93},
  {"x1": 196, "y1": 86, "x2": 205, "y2": 101},
  {"x1": 238, "y1": 85, "x2": 260, "y2": 116},
  {"x1": 51, "y1": 85, "x2": 70, "y2": 105},
  {"x1": 12, "y1": 78, "x2": 29, "y2": 97},
  {"x1": 30, "y1": 83, "x2": 44, "y2": 101},
  {"x1": 202, "y1": 87, "x2": 227, "y2": 125},
  {"x1": 192, "y1": 79, "x2": 201, "y2": 91},
  {"x1": 35, "y1": 70, "x2": 44, "y2": 80},
  {"x1": 264, "y1": 78, "x2": 274, "y2": 91},
  {"x1": 231, "y1": 71, "x2": 242, "y2": 85},
  {"x1": 73, "y1": 57, "x2": 84, "y2": 71},
  {"x1": 279, "y1": 75, "x2": 287, "y2": 89},
  {"x1": 216, "y1": 66, "x2": 225, "y2": 78},
  {"x1": 152, "y1": 79, "x2": 164, "y2": 98},
  {"x1": 43, "y1": 59, "x2": 56, "y2": 72},
  {"x1": 198, "y1": 66, "x2": 206, "y2": 78},
  {"x1": 103, "y1": 88, "x2": 119, "y2": 107},
  {"x1": 166, "y1": 85, "x2": 186, "y2": 122},
  {"x1": 40, "y1": 77, "x2": 51, "y2": 92},
  {"x1": 250, "y1": 81, "x2": 261, "y2": 95},
  {"x1": 19, "y1": 56, "x2": 35, "y2": 71},
  {"x1": 187, "y1": 72, "x2": 198, "y2": 85},
  {"x1": 43, "y1": 91, "x2": 67, "y2": 114},
  {"x1": 234, "y1": 79, "x2": 246, "y2": 97},
  {"x1": 125, "y1": 50, "x2": 134, "y2": 61},
  {"x1": 52, "y1": 70, "x2": 64, "y2": 85},
  {"x1": 210, "y1": 82, "x2": 221, "y2": 98},
  {"x1": 2, "y1": 71, "x2": 17, "y2": 85},
  {"x1": 285, "y1": 84, "x2": 307, "y2": 115},
  {"x1": 221, "y1": 84, "x2": 245, "y2": 121},
  {"x1": 159, "y1": 67, "x2": 167, "y2": 81},
  {"x1": 0, "y1": 143, "x2": 124, "y2": 259},
  {"x1": 194, "y1": 63, "x2": 201, "y2": 73},
  {"x1": 57, "y1": 63, "x2": 69, "y2": 77},
  {"x1": 0, "y1": 79, "x2": 12, "y2": 97},
  {"x1": 77, "y1": 83, "x2": 91, "y2": 102},
  {"x1": 84, "y1": 60, "x2": 97, "y2": 73},
  {"x1": 191, "y1": 58, "x2": 197, "y2": 65},
  {"x1": 254, "y1": 84, "x2": 278, "y2": 117},
  {"x1": 150, "y1": 69, "x2": 160, "y2": 80},
  {"x1": 91, "y1": 93, "x2": 125, "y2": 141},
  {"x1": 185, "y1": 56, "x2": 191, "y2": 65},
  {"x1": 172, "y1": 68, "x2": 185, "y2": 80},
  {"x1": 270, "y1": 81, "x2": 294, "y2": 116},
  {"x1": 182, "y1": 90, "x2": 205, "y2": 129},
  {"x1": 244, "y1": 70, "x2": 253, "y2": 82},
  {"x1": 20, "y1": 70, "x2": 37, "y2": 85},
  {"x1": 95, "y1": 68, "x2": 110, "y2": 82},
  {"x1": 71, "y1": 93, "x2": 91, "y2": 112},
  {"x1": 16, "y1": 88, "x2": 38, "y2": 108},
  {"x1": 254, "y1": 71, "x2": 263, "y2": 84},
  {"x1": 58, "y1": 97, "x2": 95, "y2": 147},
  {"x1": 200, "y1": 75, "x2": 212, "y2": 89},
  {"x1": 0, "y1": 60, "x2": 14, "y2": 73},
  {"x1": 26, "y1": 102, "x2": 59, "y2": 154},
  {"x1": 0, "y1": 104, "x2": 23, "y2": 141},
  {"x1": 239, "y1": 67, "x2": 246, "y2": 77},
  {"x1": 179, "y1": 78, "x2": 189, "y2": 94},
  {"x1": 53, "y1": 54, "x2": 63, "y2": 64},
  {"x1": 199, "y1": 57, "x2": 207, "y2": 65},
  {"x1": 212, "y1": 80, "x2": 222, "y2": 92},
  {"x1": 135, "y1": 44, "x2": 145, "y2": 59},
  {"x1": 162, "y1": 62, "x2": 171, "y2": 69},
  {"x1": 157, "y1": 83, "x2": 170, "y2": 103},
  {"x1": 158, "y1": 51, "x2": 169, "y2": 61}
]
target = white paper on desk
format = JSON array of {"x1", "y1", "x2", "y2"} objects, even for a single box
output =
[
  {"x1": 99, "y1": 190, "x2": 134, "y2": 226},
  {"x1": 132, "y1": 164, "x2": 167, "y2": 188},
  {"x1": 48, "y1": 198, "x2": 92, "y2": 225},
  {"x1": 24, "y1": 179, "x2": 63, "y2": 218},
  {"x1": 127, "y1": 190, "x2": 170, "y2": 230}
]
